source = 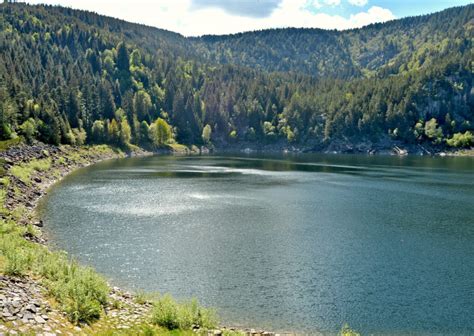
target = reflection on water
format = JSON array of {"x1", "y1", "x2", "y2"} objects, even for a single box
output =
[{"x1": 39, "y1": 153, "x2": 474, "y2": 334}]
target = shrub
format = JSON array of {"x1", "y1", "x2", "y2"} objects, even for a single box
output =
[
  {"x1": 0, "y1": 231, "x2": 34, "y2": 276},
  {"x1": 340, "y1": 324, "x2": 360, "y2": 336},
  {"x1": 447, "y1": 131, "x2": 473, "y2": 148},
  {"x1": 37, "y1": 252, "x2": 109, "y2": 324},
  {"x1": 151, "y1": 294, "x2": 217, "y2": 330}
]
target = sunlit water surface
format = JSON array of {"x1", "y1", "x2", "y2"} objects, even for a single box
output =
[{"x1": 39, "y1": 154, "x2": 474, "y2": 334}]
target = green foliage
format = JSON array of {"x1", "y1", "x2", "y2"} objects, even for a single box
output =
[
  {"x1": 72, "y1": 128, "x2": 87, "y2": 146},
  {"x1": 0, "y1": 138, "x2": 22, "y2": 152},
  {"x1": 201, "y1": 124, "x2": 212, "y2": 144},
  {"x1": 340, "y1": 324, "x2": 360, "y2": 336},
  {"x1": 229, "y1": 130, "x2": 237, "y2": 142},
  {"x1": 424, "y1": 118, "x2": 444, "y2": 144},
  {"x1": 0, "y1": 214, "x2": 109, "y2": 325},
  {"x1": 151, "y1": 294, "x2": 217, "y2": 331},
  {"x1": 0, "y1": 3, "x2": 472, "y2": 149},
  {"x1": 134, "y1": 90, "x2": 152, "y2": 121},
  {"x1": 10, "y1": 158, "x2": 51, "y2": 184},
  {"x1": 0, "y1": 176, "x2": 8, "y2": 216},
  {"x1": 0, "y1": 231, "x2": 35, "y2": 276},
  {"x1": 92, "y1": 120, "x2": 105, "y2": 143},
  {"x1": 150, "y1": 118, "x2": 173, "y2": 148},
  {"x1": 19, "y1": 118, "x2": 37, "y2": 143},
  {"x1": 38, "y1": 252, "x2": 108, "y2": 324},
  {"x1": 447, "y1": 131, "x2": 473, "y2": 148},
  {"x1": 120, "y1": 118, "x2": 132, "y2": 146}
]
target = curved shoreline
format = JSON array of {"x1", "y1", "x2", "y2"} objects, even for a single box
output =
[{"x1": 1, "y1": 144, "x2": 298, "y2": 336}]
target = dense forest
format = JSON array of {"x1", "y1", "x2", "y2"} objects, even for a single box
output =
[{"x1": 0, "y1": 3, "x2": 473, "y2": 151}]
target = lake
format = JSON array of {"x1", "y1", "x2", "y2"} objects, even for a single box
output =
[{"x1": 39, "y1": 153, "x2": 474, "y2": 334}]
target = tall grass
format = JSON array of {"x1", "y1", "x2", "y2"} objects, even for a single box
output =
[
  {"x1": 37, "y1": 250, "x2": 109, "y2": 324},
  {"x1": 340, "y1": 324, "x2": 361, "y2": 336},
  {"x1": 151, "y1": 294, "x2": 217, "y2": 330},
  {"x1": 0, "y1": 234, "x2": 35, "y2": 276},
  {"x1": 0, "y1": 218, "x2": 109, "y2": 324}
]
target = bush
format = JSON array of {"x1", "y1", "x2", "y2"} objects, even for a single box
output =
[
  {"x1": 340, "y1": 324, "x2": 360, "y2": 336},
  {"x1": 0, "y1": 228, "x2": 34, "y2": 276},
  {"x1": 37, "y1": 252, "x2": 109, "y2": 324},
  {"x1": 447, "y1": 131, "x2": 473, "y2": 148},
  {"x1": 151, "y1": 294, "x2": 217, "y2": 330}
]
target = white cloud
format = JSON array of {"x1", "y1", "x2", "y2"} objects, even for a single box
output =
[
  {"x1": 25, "y1": 0, "x2": 395, "y2": 36},
  {"x1": 348, "y1": 0, "x2": 368, "y2": 6},
  {"x1": 324, "y1": 0, "x2": 341, "y2": 6},
  {"x1": 312, "y1": 0, "x2": 341, "y2": 8}
]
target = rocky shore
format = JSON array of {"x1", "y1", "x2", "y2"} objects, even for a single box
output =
[
  {"x1": 213, "y1": 137, "x2": 473, "y2": 156},
  {"x1": 0, "y1": 143, "x2": 293, "y2": 336},
  {"x1": 1, "y1": 144, "x2": 123, "y2": 231}
]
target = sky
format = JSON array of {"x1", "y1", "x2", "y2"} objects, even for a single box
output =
[{"x1": 24, "y1": 0, "x2": 473, "y2": 36}]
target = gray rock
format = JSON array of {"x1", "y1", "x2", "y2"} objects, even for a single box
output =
[
  {"x1": 26, "y1": 304, "x2": 38, "y2": 313},
  {"x1": 23, "y1": 312, "x2": 34, "y2": 321}
]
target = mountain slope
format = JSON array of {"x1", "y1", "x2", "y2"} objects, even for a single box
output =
[
  {"x1": 0, "y1": 3, "x2": 472, "y2": 151},
  {"x1": 193, "y1": 5, "x2": 473, "y2": 79}
]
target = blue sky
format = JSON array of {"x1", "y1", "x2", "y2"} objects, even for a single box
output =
[
  {"x1": 313, "y1": 0, "x2": 473, "y2": 17},
  {"x1": 26, "y1": 0, "x2": 473, "y2": 36}
]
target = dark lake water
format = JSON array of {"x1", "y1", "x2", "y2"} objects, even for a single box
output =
[{"x1": 39, "y1": 153, "x2": 474, "y2": 335}]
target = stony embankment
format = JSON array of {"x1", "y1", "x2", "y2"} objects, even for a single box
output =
[
  {"x1": 1, "y1": 144, "x2": 125, "y2": 227},
  {"x1": 214, "y1": 137, "x2": 473, "y2": 156},
  {"x1": 0, "y1": 143, "x2": 290, "y2": 336}
]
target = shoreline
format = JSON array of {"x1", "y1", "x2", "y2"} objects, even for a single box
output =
[
  {"x1": 0, "y1": 143, "x2": 299, "y2": 336},
  {"x1": 0, "y1": 144, "x2": 157, "y2": 334},
  {"x1": 211, "y1": 143, "x2": 474, "y2": 157},
  {"x1": 6, "y1": 142, "x2": 468, "y2": 335}
]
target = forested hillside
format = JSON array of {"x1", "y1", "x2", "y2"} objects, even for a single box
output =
[
  {"x1": 0, "y1": 3, "x2": 473, "y2": 151},
  {"x1": 194, "y1": 6, "x2": 473, "y2": 78}
]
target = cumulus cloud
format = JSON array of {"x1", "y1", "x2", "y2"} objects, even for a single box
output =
[
  {"x1": 25, "y1": 0, "x2": 396, "y2": 36},
  {"x1": 348, "y1": 0, "x2": 369, "y2": 6},
  {"x1": 311, "y1": 0, "x2": 341, "y2": 9},
  {"x1": 190, "y1": 0, "x2": 282, "y2": 18}
]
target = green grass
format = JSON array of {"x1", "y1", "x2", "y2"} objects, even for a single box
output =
[
  {"x1": 92, "y1": 324, "x2": 197, "y2": 336},
  {"x1": 37, "y1": 251, "x2": 109, "y2": 324},
  {"x1": 135, "y1": 291, "x2": 149, "y2": 305},
  {"x1": 0, "y1": 217, "x2": 109, "y2": 324},
  {"x1": 0, "y1": 186, "x2": 8, "y2": 215},
  {"x1": 0, "y1": 158, "x2": 6, "y2": 178},
  {"x1": 0, "y1": 220, "x2": 36, "y2": 276},
  {"x1": 0, "y1": 137, "x2": 22, "y2": 152},
  {"x1": 151, "y1": 294, "x2": 217, "y2": 331},
  {"x1": 340, "y1": 324, "x2": 361, "y2": 336},
  {"x1": 10, "y1": 158, "x2": 51, "y2": 184}
]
